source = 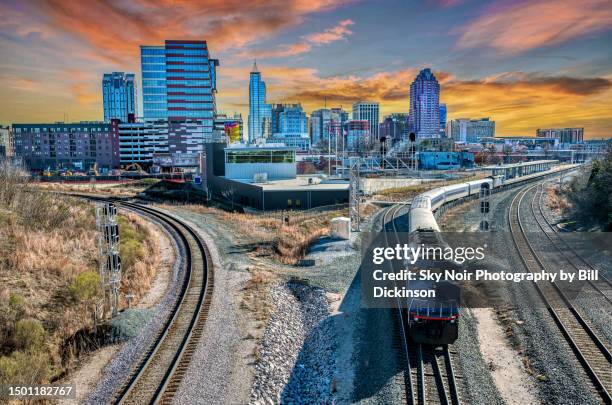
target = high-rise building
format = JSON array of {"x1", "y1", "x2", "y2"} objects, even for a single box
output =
[
  {"x1": 379, "y1": 113, "x2": 409, "y2": 141},
  {"x1": 439, "y1": 103, "x2": 447, "y2": 137},
  {"x1": 352, "y1": 102, "x2": 380, "y2": 141},
  {"x1": 408, "y1": 68, "x2": 440, "y2": 139},
  {"x1": 102, "y1": 72, "x2": 136, "y2": 123},
  {"x1": 271, "y1": 104, "x2": 310, "y2": 151},
  {"x1": 310, "y1": 109, "x2": 331, "y2": 146},
  {"x1": 536, "y1": 128, "x2": 583, "y2": 143},
  {"x1": 141, "y1": 40, "x2": 219, "y2": 123},
  {"x1": 248, "y1": 62, "x2": 272, "y2": 143},
  {"x1": 311, "y1": 107, "x2": 349, "y2": 148},
  {"x1": 449, "y1": 118, "x2": 495, "y2": 143},
  {"x1": 13, "y1": 122, "x2": 120, "y2": 170}
]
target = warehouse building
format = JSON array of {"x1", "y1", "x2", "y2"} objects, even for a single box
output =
[{"x1": 205, "y1": 143, "x2": 349, "y2": 210}]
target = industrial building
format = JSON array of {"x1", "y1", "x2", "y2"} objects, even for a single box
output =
[
  {"x1": 0, "y1": 126, "x2": 13, "y2": 158},
  {"x1": 205, "y1": 143, "x2": 349, "y2": 210}
]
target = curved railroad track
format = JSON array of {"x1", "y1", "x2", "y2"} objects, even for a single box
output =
[
  {"x1": 78, "y1": 195, "x2": 214, "y2": 405},
  {"x1": 509, "y1": 184, "x2": 611, "y2": 404},
  {"x1": 531, "y1": 183, "x2": 612, "y2": 303},
  {"x1": 383, "y1": 204, "x2": 462, "y2": 405}
]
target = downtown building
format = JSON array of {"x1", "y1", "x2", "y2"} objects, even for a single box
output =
[
  {"x1": 270, "y1": 104, "x2": 310, "y2": 151},
  {"x1": 408, "y1": 68, "x2": 440, "y2": 139},
  {"x1": 13, "y1": 122, "x2": 120, "y2": 170},
  {"x1": 311, "y1": 107, "x2": 349, "y2": 148},
  {"x1": 449, "y1": 118, "x2": 495, "y2": 143},
  {"x1": 0, "y1": 126, "x2": 13, "y2": 158},
  {"x1": 102, "y1": 72, "x2": 136, "y2": 122},
  {"x1": 352, "y1": 102, "x2": 379, "y2": 141},
  {"x1": 536, "y1": 128, "x2": 583, "y2": 143},
  {"x1": 248, "y1": 62, "x2": 272, "y2": 143},
  {"x1": 439, "y1": 103, "x2": 447, "y2": 137},
  {"x1": 379, "y1": 113, "x2": 409, "y2": 143},
  {"x1": 214, "y1": 113, "x2": 243, "y2": 143},
  {"x1": 345, "y1": 120, "x2": 370, "y2": 151}
]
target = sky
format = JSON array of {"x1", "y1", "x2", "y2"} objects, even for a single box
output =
[{"x1": 1, "y1": 0, "x2": 611, "y2": 138}]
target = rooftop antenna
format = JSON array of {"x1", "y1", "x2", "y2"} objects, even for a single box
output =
[
  {"x1": 252, "y1": 59, "x2": 258, "y2": 72},
  {"x1": 324, "y1": 96, "x2": 327, "y2": 109}
]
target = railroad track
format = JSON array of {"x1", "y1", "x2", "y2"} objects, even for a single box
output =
[
  {"x1": 531, "y1": 183, "x2": 612, "y2": 304},
  {"x1": 78, "y1": 195, "x2": 214, "y2": 405},
  {"x1": 509, "y1": 184, "x2": 612, "y2": 403},
  {"x1": 383, "y1": 204, "x2": 462, "y2": 405}
]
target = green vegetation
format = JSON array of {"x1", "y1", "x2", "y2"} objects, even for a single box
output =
[
  {"x1": 69, "y1": 271, "x2": 102, "y2": 303},
  {"x1": 565, "y1": 151, "x2": 612, "y2": 230},
  {"x1": 118, "y1": 214, "x2": 148, "y2": 271},
  {"x1": 12, "y1": 319, "x2": 45, "y2": 351}
]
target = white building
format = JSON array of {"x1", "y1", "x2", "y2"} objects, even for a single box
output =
[{"x1": 352, "y1": 101, "x2": 380, "y2": 141}]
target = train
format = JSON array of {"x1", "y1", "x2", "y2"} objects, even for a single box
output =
[{"x1": 404, "y1": 167, "x2": 570, "y2": 345}]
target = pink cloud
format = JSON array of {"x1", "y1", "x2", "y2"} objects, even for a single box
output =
[
  {"x1": 457, "y1": 0, "x2": 612, "y2": 54},
  {"x1": 241, "y1": 19, "x2": 355, "y2": 59}
]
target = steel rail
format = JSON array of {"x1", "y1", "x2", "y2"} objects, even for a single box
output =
[{"x1": 509, "y1": 184, "x2": 611, "y2": 403}]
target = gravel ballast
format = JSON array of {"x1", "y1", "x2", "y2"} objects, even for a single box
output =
[{"x1": 251, "y1": 281, "x2": 336, "y2": 404}]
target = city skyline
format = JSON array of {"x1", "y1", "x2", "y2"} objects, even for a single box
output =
[{"x1": 1, "y1": 0, "x2": 612, "y2": 138}]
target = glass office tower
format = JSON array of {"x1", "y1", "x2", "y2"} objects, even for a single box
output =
[
  {"x1": 141, "y1": 40, "x2": 219, "y2": 128},
  {"x1": 102, "y1": 72, "x2": 136, "y2": 122},
  {"x1": 248, "y1": 62, "x2": 271, "y2": 143}
]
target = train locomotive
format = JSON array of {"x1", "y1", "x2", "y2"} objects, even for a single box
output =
[{"x1": 404, "y1": 177, "x2": 498, "y2": 345}]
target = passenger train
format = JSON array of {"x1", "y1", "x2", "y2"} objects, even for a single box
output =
[{"x1": 404, "y1": 169, "x2": 562, "y2": 345}]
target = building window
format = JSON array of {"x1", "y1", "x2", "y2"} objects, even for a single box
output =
[
  {"x1": 287, "y1": 199, "x2": 292, "y2": 207},
  {"x1": 295, "y1": 199, "x2": 301, "y2": 207}
]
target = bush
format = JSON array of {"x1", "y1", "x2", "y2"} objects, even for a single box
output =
[
  {"x1": 69, "y1": 271, "x2": 101, "y2": 303},
  {"x1": 12, "y1": 319, "x2": 45, "y2": 352},
  {"x1": 0, "y1": 350, "x2": 49, "y2": 386}
]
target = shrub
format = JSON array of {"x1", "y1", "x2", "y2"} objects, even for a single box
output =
[
  {"x1": 69, "y1": 271, "x2": 101, "y2": 303},
  {"x1": 12, "y1": 319, "x2": 45, "y2": 352},
  {"x1": 0, "y1": 350, "x2": 49, "y2": 386}
]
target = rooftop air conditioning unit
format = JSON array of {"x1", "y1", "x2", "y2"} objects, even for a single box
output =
[{"x1": 253, "y1": 172, "x2": 268, "y2": 183}]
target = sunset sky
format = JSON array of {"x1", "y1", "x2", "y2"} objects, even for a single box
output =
[{"x1": 1, "y1": 0, "x2": 611, "y2": 138}]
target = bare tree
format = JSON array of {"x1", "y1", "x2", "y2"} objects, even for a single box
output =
[{"x1": 221, "y1": 184, "x2": 237, "y2": 210}]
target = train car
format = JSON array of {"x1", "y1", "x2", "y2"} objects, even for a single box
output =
[{"x1": 406, "y1": 280, "x2": 460, "y2": 345}]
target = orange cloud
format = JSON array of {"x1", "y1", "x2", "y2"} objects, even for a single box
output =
[
  {"x1": 242, "y1": 19, "x2": 355, "y2": 59},
  {"x1": 457, "y1": 0, "x2": 612, "y2": 54},
  {"x1": 222, "y1": 67, "x2": 611, "y2": 138},
  {"x1": 15, "y1": 0, "x2": 355, "y2": 64},
  {"x1": 304, "y1": 19, "x2": 354, "y2": 44}
]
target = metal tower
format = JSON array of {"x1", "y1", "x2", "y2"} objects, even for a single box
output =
[{"x1": 96, "y1": 202, "x2": 122, "y2": 317}]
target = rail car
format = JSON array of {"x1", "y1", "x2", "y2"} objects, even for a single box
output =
[{"x1": 404, "y1": 167, "x2": 570, "y2": 344}]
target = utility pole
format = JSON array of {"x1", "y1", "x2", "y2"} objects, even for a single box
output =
[
  {"x1": 479, "y1": 183, "x2": 491, "y2": 231},
  {"x1": 96, "y1": 202, "x2": 121, "y2": 318},
  {"x1": 349, "y1": 159, "x2": 360, "y2": 232}
]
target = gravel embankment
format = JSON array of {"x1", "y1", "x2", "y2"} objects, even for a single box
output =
[
  {"x1": 85, "y1": 213, "x2": 185, "y2": 404},
  {"x1": 442, "y1": 182, "x2": 600, "y2": 405},
  {"x1": 251, "y1": 281, "x2": 336, "y2": 404}
]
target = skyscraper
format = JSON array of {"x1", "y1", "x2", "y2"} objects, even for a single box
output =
[
  {"x1": 310, "y1": 109, "x2": 331, "y2": 146},
  {"x1": 248, "y1": 62, "x2": 272, "y2": 143},
  {"x1": 141, "y1": 40, "x2": 219, "y2": 123},
  {"x1": 408, "y1": 68, "x2": 440, "y2": 139},
  {"x1": 102, "y1": 72, "x2": 136, "y2": 122},
  {"x1": 352, "y1": 101, "x2": 379, "y2": 141},
  {"x1": 439, "y1": 103, "x2": 447, "y2": 137},
  {"x1": 271, "y1": 104, "x2": 310, "y2": 151}
]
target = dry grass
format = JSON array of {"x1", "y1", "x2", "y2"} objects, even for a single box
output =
[
  {"x1": 32, "y1": 179, "x2": 156, "y2": 197},
  {"x1": 0, "y1": 162, "x2": 161, "y2": 385},
  {"x1": 546, "y1": 185, "x2": 571, "y2": 213},
  {"x1": 166, "y1": 203, "x2": 348, "y2": 265}
]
